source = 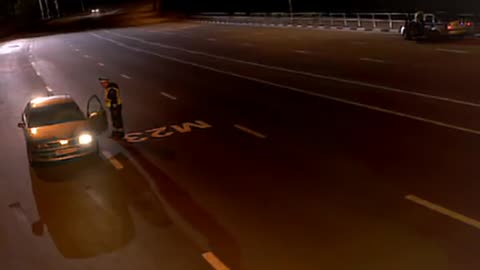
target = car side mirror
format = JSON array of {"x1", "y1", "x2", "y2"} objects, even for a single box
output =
[{"x1": 17, "y1": 122, "x2": 25, "y2": 128}]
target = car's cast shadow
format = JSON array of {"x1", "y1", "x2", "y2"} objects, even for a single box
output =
[{"x1": 29, "y1": 155, "x2": 135, "y2": 258}]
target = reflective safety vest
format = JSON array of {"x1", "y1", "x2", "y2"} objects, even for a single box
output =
[{"x1": 104, "y1": 86, "x2": 122, "y2": 108}]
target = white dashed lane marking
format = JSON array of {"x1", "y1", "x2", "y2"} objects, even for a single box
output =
[
  {"x1": 101, "y1": 150, "x2": 124, "y2": 170},
  {"x1": 98, "y1": 62, "x2": 105, "y2": 67},
  {"x1": 436, "y1": 48, "x2": 469, "y2": 54},
  {"x1": 234, "y1": 124, "x2": 267, "y2": 139},
  {"x1": 360, "y1": 57, "x2": 386, "y2": 64},
  {"x1": 161, "y1": 92, "x2": 177, "y2": 100},
  {"x1": 406, "y1": 194, "x2": 480, "y2": 230},
  {"x1": 202, "y1": 252, "x2": 230, "y2": 270},
  {"x1": 83, "y1": 54, "x2": 91, "y2": 58},
  {"x1": 120, "y1": 74, "x2": 132, "y2": 80},
  {"x1": 74, "y1": 48, "x2": 80, "y2": 52},
  {"x1": 293, "y1": 50, "x2": 310, "y2": 54}
]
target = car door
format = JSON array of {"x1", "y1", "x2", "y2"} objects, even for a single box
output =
[{"x1": 87, "y1": 95, "x2": 108, "y2": 134}]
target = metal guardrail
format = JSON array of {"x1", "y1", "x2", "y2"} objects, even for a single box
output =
[{"x1": 192, "y1": 12, "x2": 480, "y2": 32}]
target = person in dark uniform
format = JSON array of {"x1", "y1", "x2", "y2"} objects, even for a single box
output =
[{"x1": 98, "y1": 77, "x2": 125, "y2": 139}]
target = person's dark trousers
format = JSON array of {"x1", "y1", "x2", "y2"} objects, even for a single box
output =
[{"x1": 110, "y1": 104, "x2": 124, "y2": 138}]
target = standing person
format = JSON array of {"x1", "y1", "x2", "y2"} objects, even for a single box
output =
[{"x1": 98, "y1": 77, "x2": 125, "y2": 139}]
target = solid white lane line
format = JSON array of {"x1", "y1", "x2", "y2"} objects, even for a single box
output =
[
  {"x1": 98, "y1": 62, "x2": 105, "y2": 66},
  {"x1": 436, "y1": 48, "x2": 469, "y2": 54},
  {"x1": 406, "y1": 194, "x2": 480, "y2": 230},
  {"x1": 91, "y1": 34, "x2": 480, "y2": 136},
  {"x1": 234, "y1": 124, "x2": 267, "y2": 139},
  {"x1": 202, "y1": 252, "x2": 230, "y2": 270},
  {"x1": 360, "y1": 57, "x2": 385, "y2": 64},
  {"x1": 103, "y1": 30, "x2": 480, "y2": 108},
  {"x1": 101, "y1": 150, "x2": 124, "y2": 170},
  {"x1": 161, "y1": 92, "x2": 177, "y2": 100},
  {"x1": 120, "y1": 74, "x2": 132, "y2": 79}
]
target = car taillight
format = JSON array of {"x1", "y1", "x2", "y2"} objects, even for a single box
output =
[
  {"x1": 447, "y1": 24, "x2": 453, "y2": 30},
  {"x1": 466, "y1": 21, "x2": 472, "y2": 27}
]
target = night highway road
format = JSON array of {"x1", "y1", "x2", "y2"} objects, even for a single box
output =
[{"x1": 2, "y1": 19, "x2": 480, "y2": 270}]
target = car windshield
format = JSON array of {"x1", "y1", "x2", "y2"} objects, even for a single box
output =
[{"x1": 28, "y1": 102, "x2": 85, "y2": 127}]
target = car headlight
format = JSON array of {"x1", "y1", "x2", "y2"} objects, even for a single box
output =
[{"x1": 78, "y1": 134, "x2": 93, "y2": 145}]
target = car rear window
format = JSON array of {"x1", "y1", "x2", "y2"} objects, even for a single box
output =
[{"x1": 28, "y1": 102, "x2": 85, "y2": 128}]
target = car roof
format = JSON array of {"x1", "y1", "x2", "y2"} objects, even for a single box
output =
[{"x1": 29, "y1": 95, "x2": 76, "y2": 109}]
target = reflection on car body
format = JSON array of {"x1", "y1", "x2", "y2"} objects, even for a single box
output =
[{"x1": 18, "y1": 94, "x2": 108, "y2": 165}]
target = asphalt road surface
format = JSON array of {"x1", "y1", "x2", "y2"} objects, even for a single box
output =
[{"x1": 2, "y1": 18, "x2": 480, "y2": 270}]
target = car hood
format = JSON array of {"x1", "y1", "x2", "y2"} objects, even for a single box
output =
[{"x1": 28, "y1": 120, "x2": 92, "y2": 141}]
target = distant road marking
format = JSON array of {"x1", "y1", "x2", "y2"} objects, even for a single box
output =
[
  {"x1": 74, "y1": 48, "x2": 80, "y2": 52},
  {"x1": 436, "y1": 48, "x2": 469, "y2": 54},
  {"x1": 202, "y1": 252, "x2": 230, "y2": 270},
  {"x1": 83, "y1": 54, "x2": 91, "y2": 58},
  {"x1": 92, "y1": 33, "x2": 480, "y2": 137},
  {"x1": 103, "y1": 30, "x2": 480, "y2": 109},
  {"x1": 234, "y1": 124, "x2": 267, "y2": 139},
  {"x1": 360, "y1": 57, "x2": 386, "y2": 64},
  {"x1": 120, "y1": 74, "x2": 132, "y2": 79},
  {"x1": 293, "y1": 50, "x2": 310, "y2": 54},
  {"x1": 36, "y1": 71, "x2": 41, "y2": 76},
  {"x1": 406, "y1": 194, "x2": 480, "y2": 230},
  {"x1": 30, "y1": 61, "x2": 35, "y2": 66},
  {"x1": 45, "y1": 86, "x2": 53, "y2": 92},
  {"x1": 98, "y1": 62, "x2": 105, "y2": 67},
  {"x1": 207, "y1": 38, "x2": 217, "y2": 42},
  {"x1": 101, "y1": 150, "x2": 124, "y2": 170},
  {"x1": 161, "y1": 92, "x2": 177, "y2": 100}
]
